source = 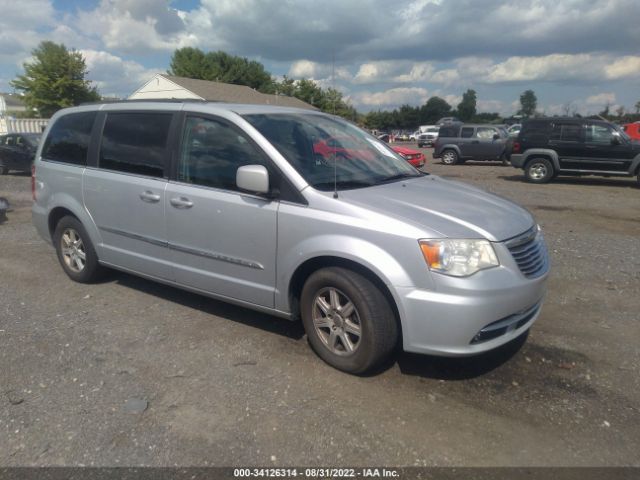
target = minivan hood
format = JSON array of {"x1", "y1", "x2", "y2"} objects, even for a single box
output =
[{"x1": 338, "y1": 175, "x2": 534, "y2": 242}]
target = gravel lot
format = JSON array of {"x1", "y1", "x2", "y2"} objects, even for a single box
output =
[{"x1": 1, "y1": 151, "x2": 639, "y2": 467}]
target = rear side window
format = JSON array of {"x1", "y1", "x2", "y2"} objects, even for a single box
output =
[
  {"x1": 99, "y1": 113, "x2": 172, "y2": 178},
  {"x1": 461, "y1": 127, "x2": 474, "y2": 138},
  {"x1": 42, "y1": 112, "x2": 96, "y2": 165},
  {"x1": 438, "y1": 126, "x2": 459, "y2": 137},
  {"x1": 551, "y1": 123, "x2": 581, "y2": 142}
]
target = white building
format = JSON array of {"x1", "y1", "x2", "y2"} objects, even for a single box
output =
[{"x1": 129, "y1": 74, "x2": 317, "y2": 110}]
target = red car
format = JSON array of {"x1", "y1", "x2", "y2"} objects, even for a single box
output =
[
  {"x1": 622, "y1": 122, "x2": 640, "y2": 141},
  {"x1": 314, "y1": 138, "x2": 425, "y2": 168},
  {"x1": 391, "y1": 145, "x2": 426, "y2": 168}
]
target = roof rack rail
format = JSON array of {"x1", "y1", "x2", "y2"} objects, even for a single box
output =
[{"x1": 80, "y1": 98, "x2": 211, "y2": 106}]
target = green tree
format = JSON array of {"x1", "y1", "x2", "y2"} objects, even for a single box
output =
[
  {"x1": 11, "y1": 41, "x2": 100, "y2": 118},
  {"x1": 457, "y1": 89, "x2": 477, "y2": 122},
  {"x1": 518, "y1": 90, "x2": 537, "y2": 117},
  {"x1": 169, "y1": 48, "x2": 275, "y2": 93},
  {"x1": 167, "y1": 47, "x2": 208, "y2": 79},
  {"x1": 419, "y1": 96, "x2": 452, "y2": 124}
]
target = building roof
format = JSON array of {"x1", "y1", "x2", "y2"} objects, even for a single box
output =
[
  {"x1": 0, "y1": 93, "x2": 26, "y2": 109},
  {"x1": 161, "y1": 74, "x2": 317, "y2": 110}
]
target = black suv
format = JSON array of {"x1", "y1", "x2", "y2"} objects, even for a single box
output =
[{"x1": 511, "y1": 118, "x2": 640, "y2": 185}]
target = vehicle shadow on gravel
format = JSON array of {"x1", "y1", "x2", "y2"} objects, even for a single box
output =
[
  {"x1": 112, "y1": 271, "x2": 306, "y2": 341},
  {"x1": 498, "y1": 174, "x2": 637, "y2": 188},
  {"x1": 393, "y1": 331, "x2": 528, "y2": 380}
]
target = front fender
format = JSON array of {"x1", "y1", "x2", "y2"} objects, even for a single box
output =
[{"x1": 276, "y1": 234, "x2": 419, "y2": 313}]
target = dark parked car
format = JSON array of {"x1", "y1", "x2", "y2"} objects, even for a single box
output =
[
  {"x1": 433, "y1": 124, "x2": 512, "y2": 165},
  {"x1": 511, "y1": 118, "x2": 640, "y2": 185},
  {"x1": 0, "y1": 133, "x2": 41, "y2": 174}
]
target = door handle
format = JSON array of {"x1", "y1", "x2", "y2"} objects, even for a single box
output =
[
  {"x1": 170, "y1": 196, "x2": 194, "y2": 209},
  {"x1": 139, "y1": 190, "x2": 161, "y2": 203}
]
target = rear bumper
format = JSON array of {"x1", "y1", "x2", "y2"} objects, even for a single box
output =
[
  {"x1": 32, "y1": 203, "x2": 51, "y2": 245},
  {"x1": 510, "y1": 154, "x2": 525, "y2": 168}
]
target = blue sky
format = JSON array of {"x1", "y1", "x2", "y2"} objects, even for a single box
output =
[{"x1": 2, "y1": 0, "x2": 639, "y2": 115}]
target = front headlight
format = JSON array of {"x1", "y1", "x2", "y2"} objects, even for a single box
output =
[{"x1": 419, "y1": 239, "x2": 499, "y2": 277}]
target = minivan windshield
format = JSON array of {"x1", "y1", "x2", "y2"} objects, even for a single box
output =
[{"x1": 244, "y1": 113, "x2": 422, "y2": 191}]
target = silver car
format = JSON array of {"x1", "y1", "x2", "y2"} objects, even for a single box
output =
[{"x1": 32, "y1": 102, "x2": 549, "y2": 374}]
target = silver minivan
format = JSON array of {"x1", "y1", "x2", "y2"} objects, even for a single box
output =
[{"x1": 32, "y1": 102, "x2": 549, "y2": 374}]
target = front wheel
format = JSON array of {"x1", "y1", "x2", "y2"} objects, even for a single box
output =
[
  {"x1": 441, "y1": 149, "x2": 458, "y2": 165},
  {"x1": 53, "y1": 215, "x2": 105, "y2": 283},
  {"x1": 525, "y1": 158, "x2": 555, "y2": 184},
  {"x1": 300, "y1": 267, "x2": 398, "y2": 374}
]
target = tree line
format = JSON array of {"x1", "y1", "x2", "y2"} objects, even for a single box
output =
[{"x1": 9, "y1": 41, "x2": 640, "y2": 127}]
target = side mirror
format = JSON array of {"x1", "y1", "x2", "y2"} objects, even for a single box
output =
[
  {"x1": 237, "y1": 164, "x2": 270, "y2": 195},
  {"x1": 611, "y1": 135, "x2": 621, "y2": 145},
  {"x1": 493, "y1": 133, "x2": 500, "y2": 140}
]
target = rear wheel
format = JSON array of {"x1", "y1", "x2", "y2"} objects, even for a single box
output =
[
  {"x1": 441, "y1": 149, "x2": 458, "y2": 165},
  {"x1": 53, "y1": 215, "x2": 105, "y2": 283},
  {"x1": 301, "y1": 267, "x2": 398, "y2": 374},
  {"x1": 525, "y1": 157, "x2": 554, "y2": 184}
]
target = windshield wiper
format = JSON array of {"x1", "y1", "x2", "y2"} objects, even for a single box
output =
[
  {"x1": 314, "y1": 180, "x2": 373, "y2": 191},
  {"x1": 375, "y1": 172, "x2": 423, "y2": 185}
]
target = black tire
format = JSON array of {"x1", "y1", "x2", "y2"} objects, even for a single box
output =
[
  {"x1": 300, "y1": 267, "x2": 398, "y2": 374},
  {"x1": 0, "y1": 165, "x2": 8, "y2": 175},
  {"x1": 441, "y1": 149, "x2": 458, "y2": 165},
  {"x1": 524, "y1": 157, "x2": 555, "y2": 184},
  {"x1": 53, "y1": 215, "x2": 105, "y2": 283}
]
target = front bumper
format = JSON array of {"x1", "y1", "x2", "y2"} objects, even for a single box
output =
[{"x1": 394, "y1": 243, "x2": 548, "y2": 356}]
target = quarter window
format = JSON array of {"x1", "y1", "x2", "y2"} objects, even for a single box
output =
[
  {"x1": 461, "y1": 127, "x2": 474, "y2": 138},
  {"x1": 178, "y1": 116, "x2": 266, "y2": 191},
  {"x1": 99, "y1": 113, "x2": 172, "y2": 178},
  {"x1": 42, "y1": 111, "x2": 96, "y2": 165}
]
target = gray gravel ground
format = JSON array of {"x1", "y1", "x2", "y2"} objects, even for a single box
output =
[{"x1": 1, "y1": 152, "x2": 639, "y2": 467}]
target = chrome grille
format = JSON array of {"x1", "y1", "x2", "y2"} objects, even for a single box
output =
[{"x1": 506, "y1": 227, "x2": 549, "y2": 278}]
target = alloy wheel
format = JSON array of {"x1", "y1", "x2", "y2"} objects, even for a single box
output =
[
  {"x1": 60, "y1": 228, "x2": 86, "y2": 272},
  {"x1": 312, "y1": 287, "x2": 362, "y2": 356},
  {"x1": 529, "y1": 162, "x2": 547, "y2": 180}
]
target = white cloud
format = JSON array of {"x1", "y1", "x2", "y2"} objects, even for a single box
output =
[
  {"x1": 75, "y1": 0, "x2": 195, "y2": 53},
  {"x1": 353, "y1": 62, "x2": 404, "y2": 84},
  {"x1": 478, "y1": 54, "x2": 640, "y2": 84},
  {"x1": 393, "y1": 63, "x2": 435, "y2": 83},
  {"x1": 605, "y1": 56, "x2": 640, "y2": 80},
  {"x1": 350, "y1": 87, "x2": 429, "y2": 108},
  {"x1": 81, "y1": 50, "x2": 161, "y2": 97},
  {"x1": 585, "y1": 93, "x2": 616, "y2": 106}
]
